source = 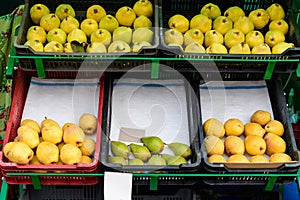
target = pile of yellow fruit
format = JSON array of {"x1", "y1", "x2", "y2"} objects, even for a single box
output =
[
  {"x1": 164, "y1": 3, "x2": 294, "y2": 54},
  {"x1": 108, "y1": 136, "x2": 192, "y2": 166},
  {"x1": 203, "y1": 110, "x2": 292, "y2": 164},
  {"x1": 24, "y1": 0, "x2": 154, "y2": 53},
  {"x1": 3, "y1": 113, "x2": 97, "y2": 165}
]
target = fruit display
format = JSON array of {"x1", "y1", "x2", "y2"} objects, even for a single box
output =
[
  {"x1": 108, "y1": 136, "x2": 192, "y2": 167},
  {"x1": 23, "y1": 0, "x2": 155, "y2": 54},
  {"x1": 203, "y1": 109, "x2": 293, "y2": 164},
  {"x1": 163, "y1": 2, "x2": 295, "y2": 55},
  {"x1": 3, "y1": 113, "x2": 97, "y2": 165}
]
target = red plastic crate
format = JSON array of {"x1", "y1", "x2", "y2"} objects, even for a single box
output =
[
  {"x1": 292, "y1": 123, "x2": 300, "y2": 150},
  {"x1": 0, "y1": 69, "x2": 104, "y2": 185}
]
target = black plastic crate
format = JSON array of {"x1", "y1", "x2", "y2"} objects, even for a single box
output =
[
  {"x1": 199, "y1": 74, "x2": 300, "y2": 185},
  {"x1": 159, "y1": 0, "x2": 300, "y2": 73},
  {"x1": 100, "y1": 64, "x2": 202, "y2": 181},
  {"x1": 14, "y1": 0, "x2": 159, "y2": 72}
]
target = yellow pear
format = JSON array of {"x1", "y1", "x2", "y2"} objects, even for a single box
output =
[
  {"x1": 269, "y1": 153, "x2": 292, "y2": 162},
  {"x1": 30, "y1": 3, "x2": 50, "y2": 24},
  {"x1": 40, "y1": 118, "x2": 60, "y2": 129},
  {"x1": 44, "y1": 41, "x2": 64, "y2": 52},
  {"x1": 269, "y1": 19, "x2": 289, "y2": 35},
  {"x1": 86, "y1": 5, "x2": 106, "y2": 22},
  {"x1": 41, "y1": 125, "x2": 63, "y2": 144},
  {"x1": 208, "y1": 154, "x2": 227, "y2": 163},
  {"x1": 203, "y1": 118, "x2": 225, "y2": 138},
  {"x1": 244, "y1": 122, "x2": 266, "y2": 137},
  {"x1": 272, "y1": 42, "x2": 294, "y2": 54},
  {"x1": 249, "y1": 8, "x2": 270, "y2": 29},
  {"x1": 63, "y1": 125, "x2": 85, "y2": 147},
  {"x1": 60, "y1": 143, "x2": 82, "y2": 165},
  {"x1": 24, "y1": 40, "x2": 44, "y2": 52},
  {"x1": 204, "y1": 30, "x2": 223, "y2": 47},
  {"x1": 80, "y1": 138, "x2": 96, "y2": 156},
  {"x1": 190, "y1": 14, "x2": 212, "y2": 34},
  {"x1": 251, "y1": 43, "x2": 271, "y2": 54},
  {"x1": 60, "y1": 16, "x2": 79, "y2": 34},
  {"x1": 224, "y1": 118, "x2": 244, "y2": 136},
  {"x1": 265, "y1": 30, "x2": 285, "y2": 48},
  {"x1": 213, "y1": 16, "x2": 233, "y2": 35},
  {"x1": 80, "y1": 18, "x2": 99, "y2": 37},
  {"x1": 244, "y1": 135, "x2": 266, "y2": 155},
  {"x1": 266, "y1": 3, "x2": 285, "y2": 21},
  {"x1": 245, "y1": 31, "x2": 264, "y2": 49},
  {"x1": 67, "y1": 28, "x2": 87, "y2": 43},
  {"x1": 21, "y1": 119, "x2": 41, "y2": 133},
  {"x1": 224, "y1": 136, "x2": 245, "y2": 155},
  {"x1": 133, "y1": 0, "x2": 153, "y2": 17},
  {"x1": 55, "y1": 4, "x2": 75, "y2": 21},
  {"x1": 249, "y1": 155, "x2": 269, "y2": 163},
  {"x1": 264, "y1": 120, "x2": 284, "y2": 136},
  {"x1": 79, "y1": 113, "x2": 98, "y2": 135},
  {"x1": 183, "y1": 28, "x2": 204, "y2": 46},
  {"x1": 224, "y1": 6, "x2": 245, "y2": 22},
  {"x1": 16, "y1": 126, "x2": 40, "y2": 149},
  {"x1": 264, "y1": 132, "x2": 286, "y2": 156},
  {"x1": 26, "y1": 26, "x2": 47, "y2": 44},
  {"x1": 184, "y1": 42, "x2": 206, "y2": 53},
  {"x1": 233, "y1": 16, "x2": 254, "y2": 35},
  {"x1": 133, "y1": 15, "x2": 152, "y2": 29},
  {"x1": 204, "y1": 135, "x2": 224, "y2": 155},
  {"x1": 229, "y1": 42, "x2": 251, "y2": 54},
  {"x1": 168, "y1": 14, "x2": 189, "y2": 33},
  {"x1": 115, "y1": 6, "x2": 136, "y2": 27},
  {"x1": 200, "y1": 3, "x2": 221, "y2": 20},
  {"x1": 164, "y1": 29, "x2": 184, "y2": 45},
  {"x1": 224, "y1": 29, "x2": 245, "y2": 49},
  {"x1": 206, "y1": 43, "x2": 228, "y2": 54},
  {"x1": 3, "y1": 142, "x2": 34, "y2": 164},
  {"x1": 250, "y1": 110, "x2": 271, "y2": 127},
  {"x1": 36, "y1": 141, "x2": 59, "y2": 164},
  {"x1": 81, "y1": 155, "x2": 93, "y2": 164},
  {"x1": 40, "y1": 13, "x2": 60, "y2": 32},
  {"x1": 227, "y1": 154, "x2": 249, "y2": 163},
  {"x1": 62, "y1": 123, "x2": 77, "y2": 131}
]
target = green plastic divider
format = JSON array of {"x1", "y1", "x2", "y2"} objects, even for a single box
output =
[
  {"x1": 151, "y1": 59, "x2": 159, "y2": 79},
  {"x1": 34, "y1": 58, "x2": 45, "y2": 78},
  {"x1": 264, "y1": 61, "x2": 276, "y2": 80},
  {"x1": 265, "y1": 176, "x2": 278, "y2": 191},
  {"x1": 0, "y1": 178, "x2": 8, "y2": 200}
]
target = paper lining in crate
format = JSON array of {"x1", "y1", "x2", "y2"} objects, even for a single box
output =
[
  {"x1": 199, "y1": 77, "x2": 300, "y2": 184},
  {"x1": 100, "y1": 71, "x2": 201, "y2": 176},
  {"x1": 0, "y1": 70, "x2": 104, "y2": 185}
]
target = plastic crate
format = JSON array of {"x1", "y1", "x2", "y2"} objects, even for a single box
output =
[
  {"x1": 99, "y1": 65, "x2": 202, "y2": 184},
  {"x1": 14, "y1": 0, "x2": 159, "y2": 72},
  {"x1": 200, "y1": 74, "x2": 300, "y2": 185},
  {"x1": 292, "y1": 123, "x2": 300, "y2": 149},
  {"x1": 0, "y1": 69, "x2": 104, "y2": 185},
  {"x1": 159, "y1": 0, "x2": 300, "y2": 73}
]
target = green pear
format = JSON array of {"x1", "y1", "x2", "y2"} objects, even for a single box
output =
[
  {"x1": 266, "y1": 3, "x2": 285, "y2": 21},
  {"x1": 132, "y1": 41, "x2": 151, "y2": 52},
  {"x1": 189, "y1": 14, "x2": 212, "y2": 34},
  {"x1": 184, "y1": 42, "x2": 206, "y2": 53},
  {"x1": 134, "y1": 15, "x2": 152, "y2": 29},
  {"x1": 132, "y1": 27, "x2": 153, "y2": 43},
  {"x1": 200, "y1": 3, "x2": 221, "y2": 20},
  {"x1": 30, "y1": 3, "x2": 50, "y2": 24},
  {"x1": 141, "y1": 136, "x2": 164, "y2": 154},
  {"x1": 111, "y1": 141, "x2": 130, "y2": 159},
  {"x1": 269, "y1": 19, "x2": 289, "y2": 35},
  {"x1": 206, "y1": 43, "x2": 228, "y2": 54},
  {"x1": 272, "y1": 42, "x2": 294, "y2": 54},
  {"x1": 213, "y1": 16, "x2": 233, "y2": 35},
  {"x1": 148, "y1": 155, "x2": 166, "y2": 165},
  {"x1": 251, "y1": 43, "x2": 271, "y2": 54},
  {"x1": 113, "y1": 26, "x2": 132, "y2": 44},
  {"x1": 86, "y1": 5, "x2": 106, "y2": 22},
  {"x1": 249, "y1": 8, "x2": 270, "y2": 29},
  {"x1": 245, "y1": 30, "x2": 264, "y2": 48},
  {"x1": 204, "y1": 30, "x2": 223, "y2": 47},
  {"x1": 44, "y1": 41, "x2": 64, "y2": 52},
  {"x1": 80, "y1": 18, "x2": 99, "y2": 37},
  {"x1": 164, "y1": 29, "x2": 184, "y2": 45},
  {"x1": 24, "y1": 40, "x2": 44, "y2": 52},
  {"x1": 99, "y1": 15, "x2": 119, "y2": 33},
  {"x1": 115, "y1": 6, "x2": 136, "y2": 27},
  {"x1": 224, "y1": 6, "x2": 245, "y2": 22},
  {"x1": 47, "y1": 28, "x2": 67, "y2": 44},
  {"x1": 133, "y1": 0, "x2": 153, "y2": 17},
  {"x1": 108, "y1": 156, "x2": 127, "y2": 165},
  {"x1": 234, "y1": 16, "x2": 254, "y2": 35},
  {"x1": 60, "y1": 16, "x2": 79, "y2": 34},
  {"x1": 40, "y1": 13, "x2": 60, "y2": 32},
  {"x1": 90, "y1": 29, "x2": 111, "y2": 46},
  {"x1": 67, "y1": 28, "x2": 87, "y2": 43},
  {"x1": 55, "y1": 4, "x2": 75, "y2": 21},
  {"x1": 128, "y1": 158, "x2": 144, "y2": 165},
  {"x1": 168, "y1": 142, "x2": 192, "y2": 159},
  {"x1": 168, "y1": 14, "x2": 189, "y2": 33},
  {"x1": 264, "y1": 30, "x2": 285, "y2": 47},
  {"x1": 229, "y1": 42, "x2": 251, "y2": 54},
  {"x1": 224, "y1": 29, "x2": 245, "y2": 49},
  {"x1": 130, "y1": 143, "x2": 151, "y2": 161},
  {"x1": 162, "y1": 154, "x2": 187, "y2": 165},
  {"x1": 108, "y1": 40, "x2": 131, "y2": 52},
  {"x1": 184, "y1": 28, "x2": 204, "y2": 46}
]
